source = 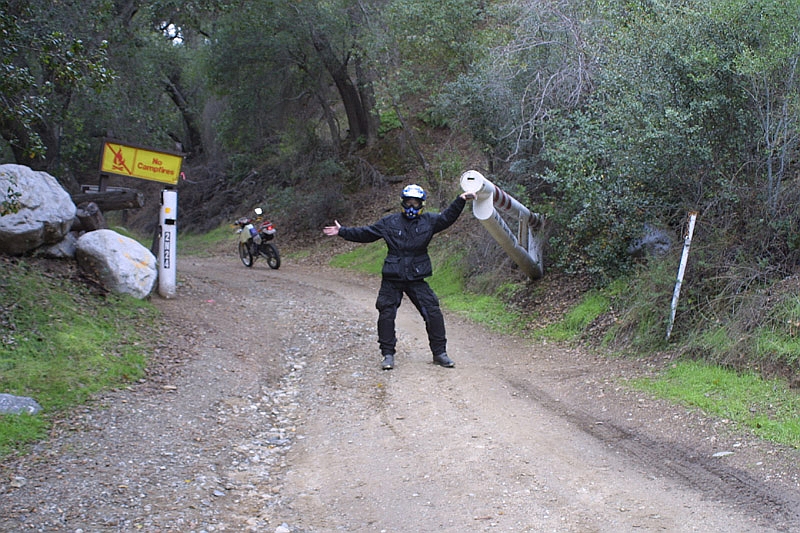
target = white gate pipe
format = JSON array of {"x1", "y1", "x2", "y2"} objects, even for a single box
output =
[
  {"x1": 460, "y1": 170, "x2": 544, "y2": 279},
  {"x1": 157, "y1": 188, "x2": 178, "y2": 298}
]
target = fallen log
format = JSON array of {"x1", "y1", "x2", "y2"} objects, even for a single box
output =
[
  {"x1": 71, "y1": 201, "x2": 108, "y2": 232},
  {"x1": 72, "y1": 186, "x2": 145, "y2": 211}
]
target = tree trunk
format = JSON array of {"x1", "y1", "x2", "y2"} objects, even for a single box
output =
[
  {"x1": 310, "y1": 29, "x2": 376, "y2": 147},
  {"x1": 354, "y1": 53, "x2": 379, "y2": 147},
  {"x1": 163, "y1": 73, "x2": 204, "y2": 158},
  {"x1": 72, "y1": 186, "x2": 145, "y2": 211},
  {"x1": 315, "y1": 84, "x2": 341, "y2": 157}
]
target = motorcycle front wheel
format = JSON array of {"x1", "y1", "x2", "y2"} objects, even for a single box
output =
[
  {"x1": 259, "y1": 242, "x2": 281, "y2": 269},
  {"x1": 239, "y1": 241, "x2": 254, "y2": 267}
]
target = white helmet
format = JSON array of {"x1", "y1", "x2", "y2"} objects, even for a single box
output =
[
  {"x1": 401, "y1": 184, "x2": 427, "y2": 201},
  {"x1": 400, "y1": 184, "x2": 426, "y2": 219}
]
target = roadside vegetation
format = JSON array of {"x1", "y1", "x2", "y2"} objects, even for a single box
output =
[
  {"x1": 0, "y1": 258, "x2": 160, "y2": 457},
  {"x1": 633, "y1": 361, "x2": 800, "y2": 448}
]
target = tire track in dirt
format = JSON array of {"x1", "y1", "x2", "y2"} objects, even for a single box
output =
[{"x1": 504, "y1": 375, "x2": 800, "y2": 531}]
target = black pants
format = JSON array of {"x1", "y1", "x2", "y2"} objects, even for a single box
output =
[{"x1": 375, "y1": 278, "x2": 447, "y2": 357}]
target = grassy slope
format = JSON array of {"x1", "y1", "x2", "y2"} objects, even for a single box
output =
[{"x1": 0, "y1": 257, "x2": 160, "y2": 457}]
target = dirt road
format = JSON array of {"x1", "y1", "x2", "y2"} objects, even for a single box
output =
[{"x1": 2, "y1": 254, "x2": 800, "y2": 532}]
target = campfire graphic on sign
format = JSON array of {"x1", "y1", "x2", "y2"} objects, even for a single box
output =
[{"x1": 107, "y1": 144, "x2": 133, "y2": 175}]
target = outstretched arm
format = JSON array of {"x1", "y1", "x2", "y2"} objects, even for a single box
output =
[
  {"x1": 323, "y1": 220, "x2": 341, "y2": 236},
  {"x1": 432, "y1": 192, "x2": 477, "y2": 232}
]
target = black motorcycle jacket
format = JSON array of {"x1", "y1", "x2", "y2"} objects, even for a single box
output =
[{"x1": 338, "y1": 196, "x2": 467, "y2": 281}]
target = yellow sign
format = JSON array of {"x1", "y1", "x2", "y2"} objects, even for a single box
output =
[{"x1": 100, "y1": 140, "x2": 183, "y2": 185}]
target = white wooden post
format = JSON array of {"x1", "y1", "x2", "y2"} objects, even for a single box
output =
[
  {"x1": 666, "y1": 211, "x2": 698, "y2": 341},
  {"x1": 157, "y1": 189, "x2": 178, "y2": 298},
  {"x1": 460, "y1": 170, "x2": 544, "y2": 280}
]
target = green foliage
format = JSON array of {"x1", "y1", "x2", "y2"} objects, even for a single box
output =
[
  {"x1": 0, "y1": 260, "x2": 159, "y2": 456},
  {"x1": 601, "y1": 251, "x2": 800, "y2": 368},
  {"x1": 540, "y1": 143, "x2": 648, "y2": 280},
  {"x1": 437, "y1": 0, "x2": 595, "y2": 159},
  {"x1": 436, "y1": 0, "x2": 798, "y2": 286},
  {"x1": 0, "y1": 4, "x2": 45, "y2": 159},
  {"x1": 417, "y1": 106, "x2": 450, "y2": 129},
  {"x1": 384, "y1": 0, "x2": 484, "y2": 70},
  {"x1": 208, "y1": 0, "x2": 381, "y2": 153},
  {"x1": 0, "y1": 414, "x2": 47, "y2": 458},
  {"x1": 1, "y1": 182, "x2": 23, "y2": 216},
  {"x1": 706, "y1": 0, "x2": 800, "y2": 211},
  {"x1": 653, "y1": 271, "x2": 800, "y2": 376},
  {"x1": 435, "y1": 72, "x2": 513, "y2": 155},
  {"x1": 430, "y1": 250, "x2": 524, "y2": 333},
  {"x1": 177, "y1": 224, "x2": 236, "y2": 256},
  {"x1": 605, "y1": 258, "x2": 676, "y2": 352},
  {"x1": 3, "y1": 0, "x2": 798, "y2": 285},
  {"x1": 329, "y1": 241, "x2": 385, "y2": 274},
  {"x1": 375, "y1": 0, "x2": 487, "y2": 98},
  {"x1": 535, "y1": 0, "x2": 747, "y2": 278},
  {"x1": 753, "y1": 297, "x2": 800, "y2": 367},
  {"x1": 535, "y1": 289, "x2": 612, "y2": 342},
  {"x1": 260, "y1": 174, "x2": 347, "y2": 234},
  {"x1": 378, "y1": 108, "x2": 403, "y2": 136},
  {"x1": 427, "y1": 151, "x2": 469, "y2": 200},
  {"x1": 632, "y1": 360, "x2": 800, "y2": 448},
  {"x1": 753, "y1": 331, "x2": 800, "y2": 369},
  {"x1": 709, "y1": 289, "x2": 800, "y2": 371},
  {"x1": 0, "y1": 0, "x2": 116, "y2": 166}
]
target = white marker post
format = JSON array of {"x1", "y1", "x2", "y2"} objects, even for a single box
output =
[
  {"x1": 460, "y1": 170, "x2": 544, "y2": 280},
  {"x1": 666, "y1": 211, "x2": 697, "y2": 341},
  {"x1": 157, "y1": 188, "x2": 178, "y2": 298}
]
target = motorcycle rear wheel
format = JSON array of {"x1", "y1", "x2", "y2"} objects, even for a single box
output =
[
  {"x1": 239, "y1": 241, "x2": 254, "y2": 267},
  {"x1": 259, "y1": 242, "x2": 281, "y2": 269}
]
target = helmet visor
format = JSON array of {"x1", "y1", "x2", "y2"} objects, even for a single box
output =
[{"x1": 401, "y1": 198, "x2": 422, "y2": 209}]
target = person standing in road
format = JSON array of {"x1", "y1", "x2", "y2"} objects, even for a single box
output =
[{"x1": 323, "y1": 184, "x2": 476, "y2": 370}]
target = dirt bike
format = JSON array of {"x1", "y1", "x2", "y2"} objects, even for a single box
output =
[{"x1": 235, "y1": 207, "x2": 280, "y2": 269}]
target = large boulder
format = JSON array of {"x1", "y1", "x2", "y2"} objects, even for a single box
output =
[
  {"x1": 76, "y1": 229, "x2": 157, "y2": 299},
  {"x1": 0, "y1": 164, "x2": 76, "y2": 255}
]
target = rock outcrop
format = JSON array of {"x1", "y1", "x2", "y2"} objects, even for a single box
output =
[{"x1": 0, "y1": 164, "x2": 76, "y2": 256}]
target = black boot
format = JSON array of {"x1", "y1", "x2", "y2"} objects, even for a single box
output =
[
  {"x1": 432, "y1": 353, "x2": 455, "y2": 368},
  {"x1": 381, "y1": 353, "x2": 395, "y2": 370}
]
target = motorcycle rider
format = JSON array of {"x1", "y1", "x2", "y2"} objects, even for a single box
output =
[{"x1": 323, "y1": 184, "x2": 476, "y2": 370}]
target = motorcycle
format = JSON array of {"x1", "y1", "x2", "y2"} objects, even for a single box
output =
[{"x1": 235, "y1": 207, "x2": 281, "y2": 269}]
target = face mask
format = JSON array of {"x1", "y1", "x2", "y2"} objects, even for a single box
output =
[{"x1": 401, "y1": 199, "x2": 423, "y2": 219}]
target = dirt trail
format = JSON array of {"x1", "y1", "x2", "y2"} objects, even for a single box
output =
[{"x1": 2, "y1": 254, "x2": 800, "y2": 532}]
